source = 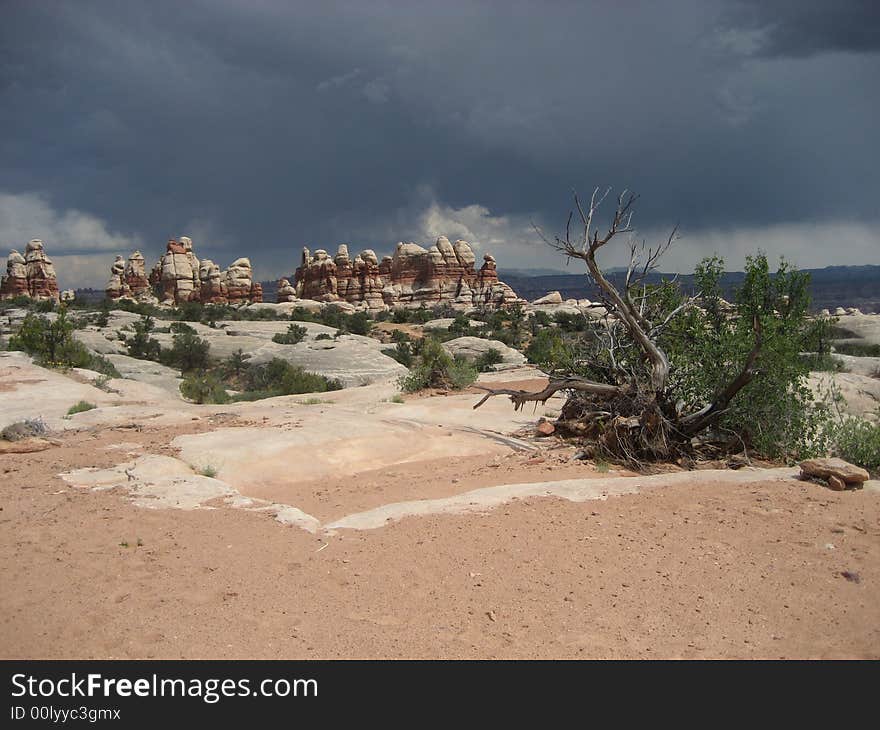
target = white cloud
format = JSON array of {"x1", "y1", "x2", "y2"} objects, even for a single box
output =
[{"x1": 0, "y1": 192, "x2": 143, "y2": 289}]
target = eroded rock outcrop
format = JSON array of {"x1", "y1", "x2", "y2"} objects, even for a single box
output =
[
  {"x1": 111, "y1": 237, "x2": 262, "y2": 306},
  {"x1": 106, "y1": 251, "x2": 156, "y2": 303},
  {"x1": 294, "y1": 237, "x2": 522, "y2": 310},
  {"x1": 1, "y1": 240, "x2": 60, "y2": 301}
]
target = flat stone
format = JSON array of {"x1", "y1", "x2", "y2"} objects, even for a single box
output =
[{"x1": 799, "y1": 457, "x2": 869, "y2": 485}]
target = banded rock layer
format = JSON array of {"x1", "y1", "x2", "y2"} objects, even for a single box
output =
[
  {"x1": 0, "y1": 240, "x2": 60, "y2": 302},
  {"x1": 293, "y1": 237, "x2": 521, "y2": 310}
]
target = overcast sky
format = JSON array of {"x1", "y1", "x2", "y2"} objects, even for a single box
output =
[{"x1": 1, "y1": 0, "x2": 878, "y2": 288}]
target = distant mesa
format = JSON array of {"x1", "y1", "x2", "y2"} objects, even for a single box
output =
[
  {"x1": 293, "y1": 237, "x2": 523, "y2": 310},
  {"x1": 0, "y1": 239, "x2": 60, "y2": 302}
]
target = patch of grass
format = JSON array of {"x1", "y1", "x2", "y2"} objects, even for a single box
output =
[
  {"x1": 67, "y1": 401, "x2": 96, "y2": 415},
  {"x1": 390, "y1": 394, "x2": 405, "y2": 404},
  {"x1": 297, "y1": 397, "x2": 329, "y2": 405},
  {"x1": 594, "y1": 459, "x2": 610, "y2": 473}
]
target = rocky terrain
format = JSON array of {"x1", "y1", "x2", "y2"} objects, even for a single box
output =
[{"x1": 1, "y1": 285, "x2": 879, "y2": 659}]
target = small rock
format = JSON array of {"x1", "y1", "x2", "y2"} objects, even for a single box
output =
[
  {"x1": 799, "y1": 457, "x2": 869, "y2": 486},
  {"x1": 827, "y1": 475, "x2": 846, "y2": 491},
  {"x1": 535, "y1": 419, "x2": 555, "y2": 436},
  {"x1": 840, "y1": 571, "x2": 861, "y2": 584},
  {"x1": 487, "y1": 610, "x2": 497, "y2": 622}
]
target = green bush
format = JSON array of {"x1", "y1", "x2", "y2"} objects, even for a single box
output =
[
  {"x1": 170, "y1": 321, "x2": 196, "y2": 334},
  {"x1": 180, "y1": 372, "x2": 229, "y2": 404},
  {"x1": 67, "y1": 401, "x2": 96, "y2": 415},
  {"x1": 9, "y1": 309, "x2": 120, "y2": 377},
  {"x1": 160, "y1": 331, "x2": 211, "y2": 372},
  {"x1": 475, "y1": 348, "x2": 504, "y2": 372},
  {"x1": 525, "y1": 328, "x2": 568, "y2": 370},
  {"x1": 382, "y1": 341, "x2": 414, "y2": 368},
  {"x1": 124, "y1": 315, "x2": 162, "y2": 360},
  {"x1": 831, "y1": 417, "x2": 880, "y2": 475},
  {"x1": 236, "y1": 358, "x2": 341, "y2": 399},
  {"x1": 397, "y1": 337, "x2": 477, "y2": 392},
  {"x1": 272, "y1": 323, "x2": 308, "y2": 344}
]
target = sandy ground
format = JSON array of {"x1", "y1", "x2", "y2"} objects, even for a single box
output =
[
  {"x1": 1, "y1": 359, "x2": 878, "y2": 659},
  {"x1": 1, "y1": 422, "x2": 878, "y2": 659}
]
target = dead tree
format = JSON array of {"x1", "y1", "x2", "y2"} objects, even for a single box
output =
[{"x1": 474, "y1": 188, "x2": 763, "y2": 464}]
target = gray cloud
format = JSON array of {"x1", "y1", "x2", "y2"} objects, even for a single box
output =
[{"x1": 0, "y1": 0, "x2": 877, "y2": 289}]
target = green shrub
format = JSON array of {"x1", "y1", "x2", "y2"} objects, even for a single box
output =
[
  {"x1": 9, "y1": 309, "x2": 120, "y2": 377},
  {"x1": 180, "y1": 372, "x2": 229, "y2": 404},
  {"x1": 272, "y1": 323, "x2": 308, "y2": 344},
  {"x1": 124, "y1": 315, "x2": 162, "y2": 360},
  {"x1": 160, "y1": 331, "x2": 211, "y2": 372},
  {"x1": 67, "y1": 401, "x2": 96, "y2": 415},
  {"x1": 525, "y1": 328, "x2": 568, "y2": 370},
  {"x1": 475, "y1": 347, "x2": 505, "y2": 372},
  {"x1": 382, "y1": 341, "x2": 414, "y2": 368},
  {"x1": 397, "y1": 337, "x2": 477, "y2": 392},
  {"x1": 237, "y1": 358, "x2": 341, "y2": 398},
  {"x1": 315, "y1": 332, "x2": 332, "y2": 340},
  {"x1": 170, "y1": 321, "x2": 196, "y2": 334},
  {"x1": 831, "y1": 417, "x2": 880, "y2": 475}
]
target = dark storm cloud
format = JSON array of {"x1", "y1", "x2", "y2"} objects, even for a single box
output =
[
  {"x1": 0, "y1": 0, "x2": 878, "y2": 287},
  {"x1": 723, "y1": 0, "x2": 880, "y2": 57}
]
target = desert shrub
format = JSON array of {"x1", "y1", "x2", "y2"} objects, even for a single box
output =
[
  {"x1": 475, "y1": 347, "x2": 505, "y2": 372},
  {"x1": 170, "y1": 321, "x2": 196, "y2": 334},
  {"x1": 221, "y1": 349, "x2": 251, "y2": 380},
  {"x1": 382, "y1": 341, "x2": 414, "y2": 368},
  {"x1": 174, "y1": 301, "x2": 205, "y2": 322},
  {"x1": 110, "y1": 299, "x2": 161, "y2": 318},
  {"x1": 315, "y1": 332, "x2": 332, "y2": 340},
  {"x1": 9, "y1": 310, "x2": 120, "y2": 377},
  {"x1": 1, "y1": 417, "x2": 47, "y2": 441},
  {"x1": 831, "y1": 417, "x2": 880, "y2": 475},
  {"x1": 124, "y1": 315, "x2": 162, "y2": 360},
  {"x1": 553, "y1": 311, "x2": 589, "y2": 332},
  {"x1": 160, "y1": 331, "x2": 211, "y2": 372},
  {"x1": 95, "y1": 302, "x2": 110, "y2": 328},
  {"x1": 180, "y1": 372, "x2": 229, "y2": 404},
  {"x1": 67, "y1": 401, "x2": 96, "y2": 415},
  {"x1": 236, "y1": 358, "x2": 341, "y2": 399},
  {"x1": 398, "y1": 337, "x2": 477, "y2": 392},
  {"x1": 272, "y1": 323, "x2": 308, "y2": 344},
  {"x1": 525, "y1": 328, "x2": 569, "y2": 370}
]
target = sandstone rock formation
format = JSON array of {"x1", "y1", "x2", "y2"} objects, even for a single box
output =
[
  {"x1": 799, "y1": 457, "x2": 869, "y2": 489},
  {"x1": 0, "y1": 250, "x2": 29, "y2": 299},
  {"x1": 110, "y1": 237, "x2": 263, "y2": 306},
  {"x1": 0, "y1": 240, "x2": 60, "y2": 301},
  {"x1": 532, "y1": 291, "x2": 564, "y2": 305},
  {"x1": 276, "y1": 278, "x2": 298, "y2": 303},
  {"x1": 294, "y1": 237, "x2": 522, "y2": 310}
]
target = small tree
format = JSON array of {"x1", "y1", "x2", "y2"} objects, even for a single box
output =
[{"x1": 476, "y1": 189, "x2": 831, "y2": 464}]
